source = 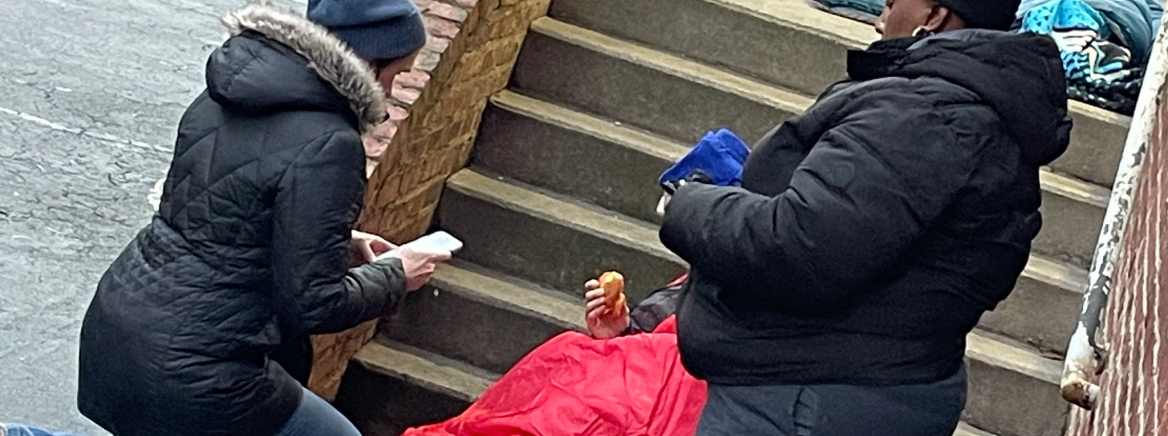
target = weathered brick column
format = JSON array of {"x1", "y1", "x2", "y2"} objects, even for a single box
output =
[{"x1": 307, "y1": 0, "x2": 551, "y2": 400}]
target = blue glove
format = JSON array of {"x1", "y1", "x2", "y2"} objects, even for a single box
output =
[{"x1": 659, "y1": 129, "x2": 750, "y2": 194}]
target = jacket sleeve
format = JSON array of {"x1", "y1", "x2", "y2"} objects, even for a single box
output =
[
  {"x1": 270, "y1": 131, "x2": 409, "y2": 336},
  {"x1": 659, "y1": 98, "x2": 976, "y2": 310},
  {"x1": 624, "y1": 284, "x2": 684, "y2": 335}
]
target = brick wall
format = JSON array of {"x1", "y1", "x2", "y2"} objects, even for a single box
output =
[
  {"x1": 357, "y1": 0, "x2": 552, "y2": 240},
  {"x1": 361, "y1": 0, "x2": 475, "y2": 178},
  {"x1": 1066, "y1": 85, "x2": 1168, "y2": 436},
  {"x1": 307, "y1": 0, "x2": 551, "y2": 401}
]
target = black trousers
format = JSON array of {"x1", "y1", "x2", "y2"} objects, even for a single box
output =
[{"x1": 696, "y1": 366, "x2": 967, "y2": 436}]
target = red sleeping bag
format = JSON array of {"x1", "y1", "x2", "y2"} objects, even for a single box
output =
[{"x1": 401, "y1": 315, "x2": 707, "y2": 436}]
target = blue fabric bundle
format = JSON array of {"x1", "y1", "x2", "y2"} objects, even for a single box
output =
[
  {"x1": 809, "y1": 0, "x2": 884, "y2": 23},
  {"x1": 1018, "y1": 0, "x2": 1164, "y2": 113},
  {"x1": 810, "y1": 0, "x2": 1165, "y2": 114},
  {"x1": 1018, "y1": 0, "x2": 1162, "y2": 61},
  {"x1": 659, "y1": 129, "x2": 751, "y2": 189}
]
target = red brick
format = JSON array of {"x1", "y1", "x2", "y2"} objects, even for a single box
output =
[
  {"x1": 416, "y1": 48, "x2": 442, "y2": 72},
  {"x1": 396, "y1": 69, "x2": 431, "y2": 90},
  {"x1": 363, "y1": 134, "x2": 386, "y2": 160},
  {"x1": 425, "y1": 36, "x2": 452, "y2": 54},
  {"x1": 348, "y1": 0, "x2": 554, "y2": 390},
  {"x1": 391, "y1": 84, "x2": 422, "y2": 105},
  {"x1": 424, "y1": 15, "x2": 462, "y2": 39},
  {"x1": 1068, "y1": 86, "x2": 1168, "y2": 436},
  {"x1": 388, "y1": 104, "x2": 410, "y2": 122},
  {"x1": 424, "y1": 2, "x2": 469, "y2": 23}
]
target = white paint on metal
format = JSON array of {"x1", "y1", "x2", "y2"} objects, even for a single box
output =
[{"x1": 1060, "y1": 14, "x2": 1168, "y2": 411}]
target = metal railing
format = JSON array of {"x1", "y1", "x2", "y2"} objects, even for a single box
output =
[{"x1": 1060, "y1": 17, "x2": 1168, "y2": 411}]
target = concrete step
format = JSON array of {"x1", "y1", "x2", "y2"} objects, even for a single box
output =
[
  {"x1": 511, "y1": 17, "x2": 813, "y2": 148},
  {"x1": 478, "y1": 89, "x2": 1106, "y2": 270},
  {"x1": 380, "y1": 261, "x2": 584, "y2": 375},
  {"x1": 965, "y1": 331, "x2": 1066, "y2": 436},
  {"x1": 334, "y1": 340, "x2": 492, "y2": 436},
  {"x1": 1035, "y1": 170, "x2": 1109, "y2": 268},
  {"x1": 989, "y1": 256, "x2": 1086, "y2": 355},
  {"x1": 338, "y1": 341, "x2": 1002, "y2": 436},
  {"x1": 475, "y1": 90, "x2": 686, "y2": 224},
  {"x1": 435, "y1": 169, "x2": 688, "y2": 301},
  {"x1": 343, "y1": 269, "x2": 1060, "y2": 436},
  {"x1": 431, "y1": 168, "x2": 1066, "y2": 434},
  {"x1": 549, "y1": 0, "x2": 862, "y2": 96},
  {"x1": 546, "y1": 0, "x2": 1132, "y2": 188},
  {"x1": 476, "y1": 91, "x2": 1086, "y2": 353}
]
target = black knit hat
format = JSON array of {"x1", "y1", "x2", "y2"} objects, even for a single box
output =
[{"x1": 934, "y1": 0, "x2": 1022, "y2": 31}]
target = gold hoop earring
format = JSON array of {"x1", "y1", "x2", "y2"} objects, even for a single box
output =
[{"x1": 912, "y1": 27, "x2": 933, "y2": 38}]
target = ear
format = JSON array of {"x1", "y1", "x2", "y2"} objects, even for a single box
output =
[{"x1": 922, "y1": 5, "x2": 954, "y2": 33}]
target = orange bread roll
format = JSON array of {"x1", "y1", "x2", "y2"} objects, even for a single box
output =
[
  {"x1": 598, "y1": 271, "x2": 626, "y2": 312},
  {"x1": 611, "y1": 293, "x2": 628, "y2": 317}
]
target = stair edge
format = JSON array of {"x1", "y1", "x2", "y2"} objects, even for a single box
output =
[
  {"x1": 530, "y1": 17, "x2": 814, "y2": 114},
  {"x1": 445, "y1": 169, "x2": 682, "y2": 264},
  {"x1": 432, "y1": 262, "x2": 585, "y2": 330},
  {"x1": 353, "y1": 340, "x2": 493, "y2": 402}
]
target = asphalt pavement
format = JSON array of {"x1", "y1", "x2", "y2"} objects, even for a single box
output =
[{"x1": 0, "y1": 0, "x2": 303, "y2": 433}]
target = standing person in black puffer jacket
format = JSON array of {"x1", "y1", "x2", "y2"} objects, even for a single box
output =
[
  {"x1": 77, "y1": 2, "x2": 443, "y2": 436},
  {"x1": 659, "y1": 0, "x2": 1072, "y2": 435}
]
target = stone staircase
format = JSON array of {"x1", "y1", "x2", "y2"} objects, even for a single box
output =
[{"x1": 334, "y1": 1, "x2": 1131, "y2": 435}]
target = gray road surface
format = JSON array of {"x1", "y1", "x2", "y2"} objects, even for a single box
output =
[{"x1": 0, "y1": 0, "x2": 303, "y2": 433}]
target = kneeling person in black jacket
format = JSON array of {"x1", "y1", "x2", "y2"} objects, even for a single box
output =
[
  {"x1": 77, "y1": 2, "x2": 444, "y2": 436},
  {"x1": 660, "y1": 0, "x2": 1071, "y2": 434}
]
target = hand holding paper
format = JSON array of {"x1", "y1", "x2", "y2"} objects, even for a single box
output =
[{"x1": 377, "y1": 231, "x2": 462, "y2": 291}]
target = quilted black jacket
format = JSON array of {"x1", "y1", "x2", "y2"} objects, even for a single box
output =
[
  {"x1": 77, "y1": 6, "x2": 403, "y2": 436},
  {"x1": 661, "y1": 31, "x2": 1071, "y2": 386}
]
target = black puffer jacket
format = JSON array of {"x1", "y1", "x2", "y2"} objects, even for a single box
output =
[
  {"x1": 661, "y1": 31, "x2": 1071, "y2": 386},
  {"x1": 78, "y1": 6, "x2": 404, "y2": 436}
]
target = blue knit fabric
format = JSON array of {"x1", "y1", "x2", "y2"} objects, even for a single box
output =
[
  {"x1": 307, "y1": 0, "x2": 427, "y2": 61},
  {"x1": 1019, "y1": 0, "x2": 1159, "y2": 113},
  {"x1": 813, "y1": 0, "x2": 884, "y2": 18},
  {"x1": 811, "y1": 0, "x2": 1165, "y2": 113},
  {"x1": 1018, "y1": 0, "x2": 1161, "y2": 61},
  {"x1": 3, "y1": 424, "x2": 84, "y2": 436},
  {"x1": 659, "y1": 129, "x2": 750, "y2": 188}
]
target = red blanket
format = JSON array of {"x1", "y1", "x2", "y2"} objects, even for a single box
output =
[{"x1": 401, "y1": 316, "x2": 706, "y2": 436}]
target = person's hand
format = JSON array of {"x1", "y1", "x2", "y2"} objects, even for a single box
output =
[
  {"x1": 395, "y1": 243, "x2": 453, "y2": 291},
  {"x1": 656, "y1": 193, "x2": 671, "y2": 217},
  {"x1": 350, "y1": 230, "x2": 396, "y2": 265},
  {"x1": 585, "y1": 279, "x2": 630, "y2": 339}
]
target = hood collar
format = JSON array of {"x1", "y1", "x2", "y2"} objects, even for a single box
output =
[
  {"x1": 848, "y1": 30, "x2": 1072, "y2": 166},
  {"x1": 221, "y1": 5, "x2": 387, "y2": 133}
]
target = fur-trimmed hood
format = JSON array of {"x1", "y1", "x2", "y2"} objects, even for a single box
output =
[{"x1": 211, "y1": 5, "x2": 387, "y2": 133}]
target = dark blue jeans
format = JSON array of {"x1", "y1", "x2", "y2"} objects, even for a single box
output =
[
  {"x1": 3, "y1": 389, "x2": 355, "y2": 436},
  {"x1": 696, "y1": 366, "x2": 967, "y2": 436},
  {"x1": 269, "y1": 387, "x2": 361, "y2": 436}
]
